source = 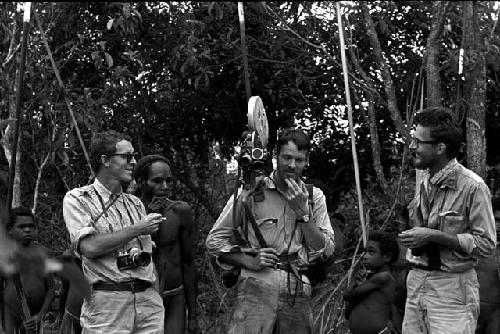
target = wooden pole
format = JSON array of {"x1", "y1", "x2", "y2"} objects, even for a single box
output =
[
  {"x1": 336, "y1": 3, "x2": 367, "y2": 247},
  {"x1": 238, "y1": 2, "x2": 251, "y2": 101},
  {"x1": 7, "y1": 2, "x2": 32, "y2": 212},
  {"x1": 35, "y1": 12, "x2": 95, "y2": 178}
]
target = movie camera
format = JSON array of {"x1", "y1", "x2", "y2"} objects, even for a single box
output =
[{"x1": 237, "y1": 96, "x2": 270, "y2": 189}]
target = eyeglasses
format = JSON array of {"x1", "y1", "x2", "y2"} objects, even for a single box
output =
[
  {"x1": 106, "y1": 152, "x2": 140, "y2": 163},
  {"x1": 409, "y1": 136, "x2": 439, "y2": 147}
]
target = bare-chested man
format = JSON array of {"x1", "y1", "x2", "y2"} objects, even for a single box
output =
[
  {"x1": 133, "y1": 155, "x2": 199, "y2": 334},
  {"x1": 1, "y1": 207, "x2": 55, "y2": 334}
]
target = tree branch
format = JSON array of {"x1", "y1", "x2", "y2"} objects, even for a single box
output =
[
  {"x1": 34, "y1": 12, "x2": 95, "y2": 177},
  {"x1": 2, "y1": 19, "x2": 19, "y2": 68},
  {"x1": 263, "y1": 3, "x2": 379, "y2": 96},
  {"x1": 32, "y1": 153, "x2": 50, "y2": 215}
]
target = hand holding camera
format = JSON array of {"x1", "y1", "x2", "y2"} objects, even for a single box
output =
[{"x1": 398, "y1": 227, "x2": 434, "y2": 249}]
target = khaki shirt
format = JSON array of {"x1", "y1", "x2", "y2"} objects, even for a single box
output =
[
  {"x1": 63, "y1": 179, "x2": 155, "y2": 284},
  {"x1": 407, "y1": 159, "x2": 497, "y2": 272},
  {"x1": 206, "y1": 172, "x2": 335, "y2": 268}
]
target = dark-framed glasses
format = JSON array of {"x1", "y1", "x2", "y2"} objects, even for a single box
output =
[
  {"x1": 410, "y1": 136, "x2": 439, "y2": 147},
  {"x1": 107, "y1": 152, "x2": 140, "y2": 163}
]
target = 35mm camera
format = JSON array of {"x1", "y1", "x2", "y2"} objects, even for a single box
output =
[{"x1": 116, "y1": 247, "x2": 151, "y2": 271}]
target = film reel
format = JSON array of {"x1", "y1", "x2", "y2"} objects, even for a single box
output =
[{"x1": 247, "y1": 96, "x2": 269, "y2": 148}]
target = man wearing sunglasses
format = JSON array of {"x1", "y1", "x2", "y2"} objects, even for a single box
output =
[
  {"x1": 399, "y1": 107, "x2": 496, "y2": 334},
  {"x1": 63, "y1": 130, "x2": 165, "y2": 333}
]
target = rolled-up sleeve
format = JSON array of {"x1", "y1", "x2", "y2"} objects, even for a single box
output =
[
  {"x1": 205, "y1": 194, "x2": 239, "y2": 257},
  {"x1": 63, "y1": 191, "x2": 97, "y2": 252},
  {"x1": 457, "y1": 182, "x2": 496, "y2": 257},
  {"x1": 307, "y1": 188, "x2": 335, "y2": 261}
]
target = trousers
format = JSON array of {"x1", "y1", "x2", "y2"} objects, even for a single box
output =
[
  {"x1": 81, "y1": 287, "x2": 164, "y2": 334},
  {"x1": 228, "y1": 267, "x2": 313, "y2": 334},
  {"x1": 402, "y1": 268, "x2": 479, "y2": 334}
]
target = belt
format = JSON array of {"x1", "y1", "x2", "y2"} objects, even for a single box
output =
[
  {"x1": 411, "y1": 263, "x2": 441, "y2": 271},
  {"x1": 92, "y1": 280, "x2": 151, "y2": 293}
]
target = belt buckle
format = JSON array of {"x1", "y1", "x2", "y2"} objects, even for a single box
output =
[{"x1": 127, "y1": 281, "x2": 137, "y2": 292}]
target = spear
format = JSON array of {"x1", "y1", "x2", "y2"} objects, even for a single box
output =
[
  {"x1": 238, "y1": 2, "x2": 251, "y2": 101},
  {"x1": 336, "y1": 2, "x2": 367, "y2": 247},
  {"x1": 7, "y1": 2, "x2": 32, "y2": 213}
]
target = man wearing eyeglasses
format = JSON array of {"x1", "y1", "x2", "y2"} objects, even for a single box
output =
[
  {"x1": 63, "y1": 130, "x2": 165, "y2": 333},
  {"x1": 399, "y1": 107, "x2": 496, "y2": 334}
]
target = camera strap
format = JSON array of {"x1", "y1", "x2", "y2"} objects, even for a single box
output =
[
  {"x1": 242, "y1": 200, "x2": 268, "y2": 248},
  {"x1": 93, "y1": 187, "x2": 145, "y2": 252},
  {"x1": 92, "y1": 187, "x2": 120, "y2": 229}
]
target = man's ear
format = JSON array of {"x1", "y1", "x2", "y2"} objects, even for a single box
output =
[
  {"x1": 101, "y1": 155, "x2": 110, "y2": 167},
  {"x1": 137, "y1": 177, "x2": 147, "y2": 189},
  {"x1": 383, "y1": 253, "x2": 392, "y2": 264},
  {"x1": 436, "y1": 143, "x2": 447, "y2": 156}
]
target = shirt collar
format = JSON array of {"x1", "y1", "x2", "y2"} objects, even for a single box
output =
[
  {"x1": 93, "y1": 178, "x2": 122, "y2": 202},
  {"x1": 427, "y1": 158, "x2": 459, "y2": 189}
]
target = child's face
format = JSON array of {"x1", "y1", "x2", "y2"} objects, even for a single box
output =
[
  {"x1": 362, "y1": 240, "x2": 388, "y2": 271},
  {"x1": 9, "y1": 216, "x2": 37, "y2": 246}
]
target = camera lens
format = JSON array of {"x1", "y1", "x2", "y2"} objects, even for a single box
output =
[
  {"x1": 239, "y1": 154, "x2": 252, "y2": 167},
  {"x1": 131, "y1": 251, "x2": 151, "y2": 267},
  {"x1": 251, "y1": 148, "x2": 264, "y2": 160},
  {"x1": 253, "y1": 160, "x2": 264, "y2": 170}
]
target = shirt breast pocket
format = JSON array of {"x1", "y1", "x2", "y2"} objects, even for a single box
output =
[
  {"x1": 255, "y1": 218, "x2": 278, "y2": 231},
  {"x1": 439, "y1": 211, "x2": 465, "y2": 234}
]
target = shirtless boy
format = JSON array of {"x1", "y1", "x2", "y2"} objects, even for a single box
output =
[
  {"x1": 344, "y1": 231, "x2": 399, "y2": 334},
  {"x1": 133, "y1": 155, "x2": 199, "y2": 333},
  {"x1": 2, "y1": 207, "x2": 55, "y2": 334}
]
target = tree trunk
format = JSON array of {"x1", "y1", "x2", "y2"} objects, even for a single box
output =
[
  {"x1": 463, "y1": 2, "x2": 487, "y2": 178},
  {"x1": 348, "y1": 46, "x2": 389, "y2": 194},
  {"x1": 425, "y1": 1, "x2": 450, "y2": 107},
  {"x1": 1, "y1": 18, "x2": 22, "y2": 209},
  {"x1": 360, "y1": 2, "x2": 409, "y2": 140},
  {"x1": 3, "y1": 94, "x2": 22, "y2": 209}
]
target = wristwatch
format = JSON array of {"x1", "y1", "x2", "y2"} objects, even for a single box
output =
[{"x1": 297, "y1": 214, "x2": 310, "y2": 223}]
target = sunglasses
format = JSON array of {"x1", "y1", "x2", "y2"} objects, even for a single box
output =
[{"x1": 106, "y1": 152, "x2": 140, "y2": 163}]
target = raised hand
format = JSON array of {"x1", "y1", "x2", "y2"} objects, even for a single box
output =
[
  {"x1": 284, "y1": 179, "x2": 309, "y2": 217},
  {"x1": 134, "y1": 213, "x2": 165, "y2": 235}
]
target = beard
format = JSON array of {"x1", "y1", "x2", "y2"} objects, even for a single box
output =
[{"x1": 412, "y1": 153, "x2": 429, "y2": 170}]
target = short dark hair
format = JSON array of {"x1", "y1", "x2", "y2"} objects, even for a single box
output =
[
  {"x1": 368, "y1": 230, "x2": 399, "y2": 265},
  {"x1": 90, "y1": 130, "x2": 132, "y2": 172},
  {"x1": 133, "y1": 155, "x2": 170, "y2": 183},
  {"x1": 414, "y1": 107, "x2": 462, "y2": 159},
  {"x1": 8, "y1": 207, "x2": 36, "y2": 230},
  {"x1": 277, "y1": 128, "x2": 311, "y2": 155}
]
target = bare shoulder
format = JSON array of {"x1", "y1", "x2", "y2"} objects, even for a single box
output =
[
  {"x1": 171, "y1": 201, "x2": 192, "y2": 214},
  {"x1": 368, "y1": 271, "x2": 394, "y2": 285}
]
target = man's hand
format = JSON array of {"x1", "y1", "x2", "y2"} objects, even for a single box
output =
[
  {"x1": 23, "y1": 314, "x2": 42, "y2": 334},
  {"x1": 353, "y1": 266, "x2": 367, "y2": 286},
  {"x1": 284, "y1": 179, "x2": 309, "y2": 217},
  {"x1": 245, "y1": 248, "x2": 278, "y2": 271},
  {"x1": 133, "y1": 213, "x2": 164, "y2": 235},
  {"x1": 399, "y1": 227, "x2": 437, "y2": 248},
  {"x1": 147, "y1": 196, "x2": 169, "y2": 213},
  {"x1": 187, "y1": 317, "x2": 201, "y2": 334}
]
